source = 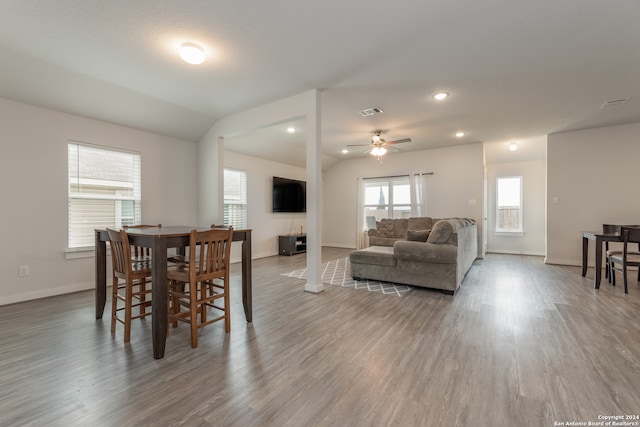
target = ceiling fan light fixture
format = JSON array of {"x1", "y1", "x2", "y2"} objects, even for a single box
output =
[
  {"x1": 180, "y1": 42, "x2": 205, "y2": 65},
  {"x1": 371, "y1": 146, "x2": 387, "y2": 157}
]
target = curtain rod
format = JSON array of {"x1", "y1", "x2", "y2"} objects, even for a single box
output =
[{"x1": 362, "y1": 172, "x2": 434, "y2": 180}]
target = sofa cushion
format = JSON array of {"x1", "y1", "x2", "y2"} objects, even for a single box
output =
[
  {"x1": 408, "y1": 217, "x2": 433, "y2": 230},
  {"x1": 393, "y1": 218, "x2": 409, "y2": 238},
  {"x1": 376, "y1": 219, "x2": 396, "y2": 237},
  {"x1": 406, "y1": 229, "x2": 430, "y2": 242},
  {"x1": 349, "y1": 246, "x2": 397, "y2": 267},
  {"x1": 427, "y1": 220, "x2": 453, "y2": 244}
]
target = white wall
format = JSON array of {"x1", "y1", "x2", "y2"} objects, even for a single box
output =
[
  {"x1": 0, "y1": 98, "x2": 198, "y2": 305},
  {"x1": 224, "y1": 150, "x2": 307, "y2": 259},
  {"x1": 547, "y1": 122, "x2": 640, "y2": 266},
  {"x1": 485, "y1": 160, "x2": 546, "y2": 255},
  {"x1": 323, "y1": 143, "x2": 485, "y2": 252}
]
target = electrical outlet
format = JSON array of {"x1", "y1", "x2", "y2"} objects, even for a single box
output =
[{"x1": 18, "y1": 265, "x2": 29, "y2": 277}]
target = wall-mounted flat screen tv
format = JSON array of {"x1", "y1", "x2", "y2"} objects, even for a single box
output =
[{"x1": 272, "y1": 176, "x2": 306, "y2": 213}]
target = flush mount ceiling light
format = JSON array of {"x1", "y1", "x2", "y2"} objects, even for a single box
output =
[
  {"x1": 509, "y1": 142, "x2": 518, "y2": 151},
  {"x1": 180, "y1": 42, "x2": 205, "y2": 65},
  {"x1": 455, "y1": 131, "x2": 465, "y2": 138},
  {"x1": 433, "y1": 92, "x2": 449, "y2": 101}
]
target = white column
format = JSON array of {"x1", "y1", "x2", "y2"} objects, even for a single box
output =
[
  {"x1": 216, "y1": 136, "x2": 225, "y2": 225},
  {"x1": 304, "y1": 89, "x2": 324, "y2": 294}
]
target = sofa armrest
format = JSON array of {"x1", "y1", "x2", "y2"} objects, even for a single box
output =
[{"x1": 393, "y1": 241, "x2": 457, "y2": 264}]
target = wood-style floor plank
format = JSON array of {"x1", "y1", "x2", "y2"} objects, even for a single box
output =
[{"x1": 1, "y1": 250, "x2": 640, "y2": 426}]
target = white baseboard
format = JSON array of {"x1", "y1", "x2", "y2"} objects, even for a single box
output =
[
  {"x1": 544, "y1": 258, "x2": 581, "y2": 267},
  {"x1": 0, "y1": 281, "x2": 94, "y2": 306},
  {"x1": 322, "y1": 243, "x2": 357, "y2": 249},
  {"x1": 485, "y1": 250, "x2": 545, "y2": 257}
]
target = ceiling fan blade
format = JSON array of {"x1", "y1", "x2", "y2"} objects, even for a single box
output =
[
  {"x1": 346, "y1": 143, "x2": 372, "y2": 147},
  {"x1": 387, "y1": 145, "x2": 402, "y2": 152},
  {"x1": 386, "y1": 138, "x2": 412, "y2": 145}
]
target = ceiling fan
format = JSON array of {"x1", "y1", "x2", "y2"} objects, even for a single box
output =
[{"x1": 347, "y1": 130, "x2": 412, "y2": 163}]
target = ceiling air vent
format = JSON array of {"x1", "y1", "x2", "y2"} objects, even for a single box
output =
[
  {"x1": 600, "y1": 98, "x2": 630, "y2": 109},
  {"x1": 360, "y1": 107, "x2": 384, "y2": 117}
]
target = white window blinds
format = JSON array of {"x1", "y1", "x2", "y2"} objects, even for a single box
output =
[
  {"x1": 68, "y1": 142, "x2": 141, "y2": 248},
  {"x1": 224, "y1": 168, "x2": 247, "y2": 229}
]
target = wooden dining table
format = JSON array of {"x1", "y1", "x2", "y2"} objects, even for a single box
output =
[
  {"x1": 95, "y1": 226, "x2": 252, "y2": 359},
  {"x1": 581, "y1": 230, "x2": 621, "y2": 289}
]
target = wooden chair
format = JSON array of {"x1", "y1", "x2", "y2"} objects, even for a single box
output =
[
  {"x1": 123, "y1": 224, "x2": 162, "y2": 263},
  {"x1": 122, "y1": 224, "x2": 161, "y2": 314},
  {"x1": 107, "y1": 228, "x2": 153, "y2": 343},
  {"x1": 609, "y1": 227, "x2": 640, "y2": 293},
  {"x1": 168, "y1": 225, "x2": 231, "y2": 266},
  {"x1": 167, "y1": 227, "x2": 234, "y2": 348},
  {"x1": 603, "y1": 224, "x2": 621, "y2": 282}
]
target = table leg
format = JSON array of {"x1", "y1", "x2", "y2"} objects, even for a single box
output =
[
  {"x1": 242, "y1": 234, "x2": 252, "y2": 322},
  {"x1": 581, "y1": 236, "x2": 588, "y2": 277},
  {"x1": 95, "y1": 230, "x2": 107, "y2": 319},
  {"x1": 594, "y1": 236, "x2": 603, "y2": 289},
  {"x1": 151, "y1": 237, "x2": 169, "y2": 359}
]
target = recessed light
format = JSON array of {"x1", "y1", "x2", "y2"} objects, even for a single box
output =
[
  {"x1": 287, "y1": 127, "x2": 296, "y2": 133},
  {"x1": 341, "y1": 149, "x2": 349, "y2": 154},
  {"x1": 433, "y1": 92, "x2": 449, "y2": 101},
  {"x1": 509, "y1": 142, "x2": 518, "y2": 151},
  {"x1": 180, "y1": 42, "x2": 205, "y2": 65},
  {"x1": 455, "y1": 132, "x2": 465, "y2": 138}
]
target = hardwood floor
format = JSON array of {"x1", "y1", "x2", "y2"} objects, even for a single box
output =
[{"x1": 2, "y1": 250, "x2": 640, "y2": 427}]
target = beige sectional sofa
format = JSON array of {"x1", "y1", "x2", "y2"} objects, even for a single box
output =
[
  {"x1": 367, "y1": 216, "x2": 439, "y2": 247},
  {"x1": 351, "y1": 218, "x2": 477, "y2": 295}
]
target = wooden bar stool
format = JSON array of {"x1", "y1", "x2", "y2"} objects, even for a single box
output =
[
  {"x1": 123, "y1": 224, "x2": 161, "y2": 314},
  {"x1": 609, "y1": 227, "x2": 640, "y2": 293},
  {"x1": 167, "y1": 227, "x2": 233, "y2": 348},
  {"x1": 107, "y1": 228, "x2": 153, "y2": 343}
]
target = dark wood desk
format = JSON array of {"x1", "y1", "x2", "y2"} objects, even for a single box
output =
[
  {"x1": 581, "y1": 230, "x2": 621, "y2": 289},
  {"x1": 95, "y1": 226, "x2": 252, "y2": 359}
]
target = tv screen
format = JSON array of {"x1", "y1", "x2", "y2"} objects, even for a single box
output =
[{"x1": 272, "y1": 176, "x2": 306, "y2": 213}]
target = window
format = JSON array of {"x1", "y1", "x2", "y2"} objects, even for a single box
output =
[
  {"x1": 224, "y1": 168, "x2": 247, "y2": 229},
  {"x1": 362, "y1": 175, "x2": 411, "y2": 228},
  {"x1": 68, "y1": 142, "x2": 141, "y2": 249},
  {"x1": 496, "y1": 176, "x2": 522, "y2": 232}
]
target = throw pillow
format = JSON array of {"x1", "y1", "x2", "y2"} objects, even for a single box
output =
[
  {"x1": 426, "y1": 221, "x2": 453, "y2": 244},
  {"x1": 376, "y1": 219, "x2": 395, "y2": 237},
  {"x1": 406, "y1": 229, "x2": 430, "y2": 242}
]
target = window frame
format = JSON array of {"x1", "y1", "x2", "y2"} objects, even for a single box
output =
[
  {"x1": 495, "y1": 175, "x2": 523, "y2": 234},
  {"x1": 362, "y1": 175, "x2": 412, "y2": 230},
  {"x1": 67, "y1": 141, "x2": 142, "y2": 250},
  {"x1": 223, "y1": 168, "x2": 248, "y2": 229}
]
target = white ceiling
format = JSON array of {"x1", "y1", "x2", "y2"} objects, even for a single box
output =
[{"x1": 1, "y1": 1, "x2": 639, "y2": 169}]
